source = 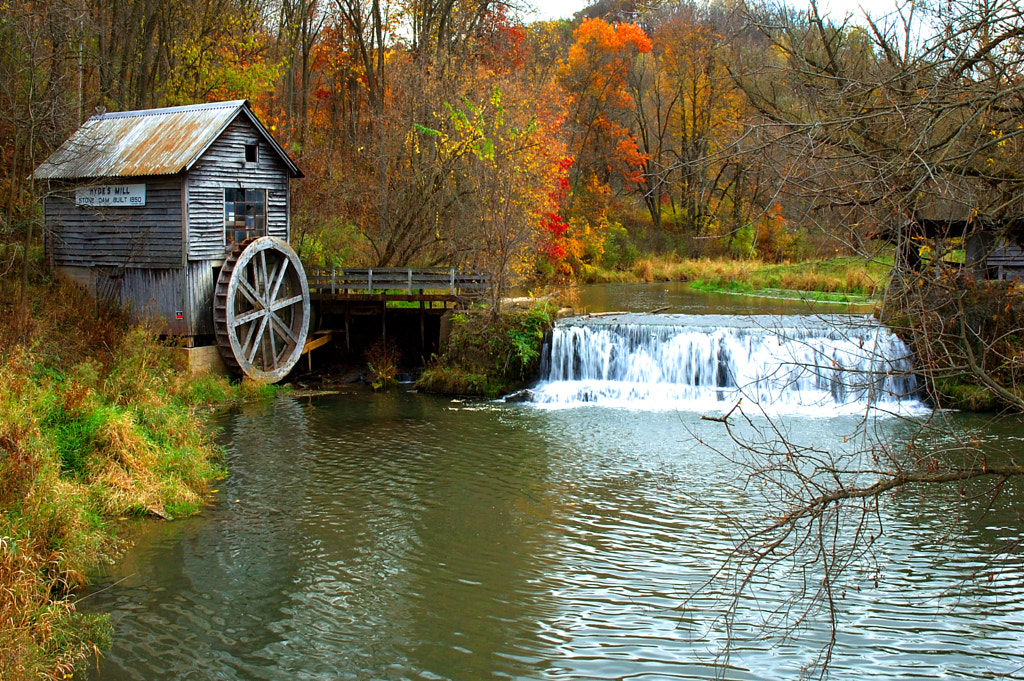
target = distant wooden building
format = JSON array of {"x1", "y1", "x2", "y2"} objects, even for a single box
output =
[
  {"x1": 33, "y1": 100, "x2": 303, "y2": 338},
  {"x1": 879, "y1": 214, "x2": 1024, "y2": 280}
]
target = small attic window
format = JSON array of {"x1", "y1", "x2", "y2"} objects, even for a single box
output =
[{"x1": 244, "y1": 142, "x2": 258, "y2": 164}]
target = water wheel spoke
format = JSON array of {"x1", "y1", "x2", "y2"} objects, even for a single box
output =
[
  {"x1": 270, "y1": 294, "x2": 304, "y2": 313},
  {"x1": 232, "y1": 307, "x2": 265, "y2": 328},
  {"x1": 238, "y1": 276, "x2": 263, "y2": 309},
  {"x1": 269, "y1": 310, "x2": 300, "y2": 345},
  {"x1": 261, "y1": 322, "x2": 273, "y2": 369},
  {"x1": 260, "y1": 251, "x2": 270, "y2": 297},
  {"x1": 268, "y1": 258, "x2": 288, "y2": 301},
  {"x1": 268, "y1": 318, "x2": 279, "y2": 370},
  {"x1": 239, "y1": 316, "x2": 260, "y2": 358},
  {"x1": 247, "y1": 314, "x2": 271, "y2": 366}
]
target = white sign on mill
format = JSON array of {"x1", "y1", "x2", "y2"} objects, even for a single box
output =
[{"x1": 75, "y1": 183, "x2": 146, "y2": 207}]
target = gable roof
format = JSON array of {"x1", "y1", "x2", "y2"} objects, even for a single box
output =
[{"x1": 33, "y1": 100, "x2": 302, "y2": 180}]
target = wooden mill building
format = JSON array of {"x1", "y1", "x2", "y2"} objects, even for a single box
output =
[{"x1": 33, "y1": 100, "x2": 302, "y2": 340}]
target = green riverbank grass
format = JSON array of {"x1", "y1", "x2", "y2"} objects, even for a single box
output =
[
  {"x1": 688, "y1": 281, "x2": 876, "y2": 304},
  {"x1": 1, "y1": 273, "x2": 277, "y2": 680}
]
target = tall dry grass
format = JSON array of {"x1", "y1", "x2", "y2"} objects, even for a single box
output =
[
  {"x1": 0, "y1": 350, "x2": 113, "y2": 679},
  {"x1": 583, "y1": 254, "x2": 888, "y2": 297},
  {"x1": 0, "y1": 270, "x2": 263, "y2": 680}
]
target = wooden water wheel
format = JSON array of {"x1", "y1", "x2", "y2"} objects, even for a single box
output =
[{"x1": 213, "y1": 237, "x2": 310, "y2": 383}]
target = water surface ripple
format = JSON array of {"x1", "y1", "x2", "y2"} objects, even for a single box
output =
[{"x1": 82, "y1": 394, "x2": 1024, "y2": 680}]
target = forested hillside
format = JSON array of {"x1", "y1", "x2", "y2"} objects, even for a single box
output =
[
  {"x1": 5, "y1": 0, "x2": 1023, "y2": 288},
  {"x1": 3, "y1": 0, "x2": 1021, "y2": 289},
  {"x1": 0, "y1": 1, "x2": 884, "y2": 283}
]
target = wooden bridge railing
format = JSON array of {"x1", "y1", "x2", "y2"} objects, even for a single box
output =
[{"x1": 306, "y1": 267, "x2": 491, "y2": 296}]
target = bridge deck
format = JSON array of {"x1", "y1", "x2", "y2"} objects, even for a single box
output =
[
  {"x1": 307, "y1": 267, "x2": 490, "y2": 300},
  {"x1": 304, "y1": 268, "x2": 487, "y2": 356}
]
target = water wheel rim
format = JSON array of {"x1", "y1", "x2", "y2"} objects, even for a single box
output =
[{"x1": 224, "y1": 237, "x2": 310, "y2": 382}]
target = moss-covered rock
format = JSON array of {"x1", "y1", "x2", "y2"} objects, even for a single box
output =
[{"x1": 930, "y1": 378, "x2": 1001, "y2": 412}]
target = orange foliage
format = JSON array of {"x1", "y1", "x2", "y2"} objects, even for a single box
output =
[
  {"x1": 565, "y1": 18, "x2": 652, "y2": 109},
  {"x1": 753, "y1": 204, "x2": 797, "y2": 263},
  {"x1": 561, "y1": 18, "x2": 652, "y2": 194}
]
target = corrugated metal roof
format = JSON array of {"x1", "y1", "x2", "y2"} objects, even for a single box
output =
[{"x1": 33, "y1": 100, "x2": 302, "y2": 180}]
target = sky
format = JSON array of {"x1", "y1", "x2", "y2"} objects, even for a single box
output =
[{"x1": 527, "y1": 0, "x2": 906, "y2": 22}]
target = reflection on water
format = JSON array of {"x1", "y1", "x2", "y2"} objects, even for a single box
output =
[{"x1": 80, "y1": 393, "x2": 1024, "y2": 680}]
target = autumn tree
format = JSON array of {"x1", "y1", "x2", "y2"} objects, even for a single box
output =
[
  {"x1": 276, "y1": 0, "x2": 326, "y2": 148},
  {"x1": 0, "y1": 0, "x2": 84, "y2": 329},
  {"x1": 440, "y1": 85, "x2": 569, "y2": 307},
  {"x1": 89, "y1": 0, "x2": 240, "y2": 109},
  {"x1": 292, "y1": 2, "x2": 574, "y2": 277},
  {"x1": 408, "y1": 0, "x2": 506, "y2": 64},
  {"x1": 349, "y1": 57, "x2": 480, "y2": 266},
  {"x1": 560, "y1": 17, "x2": 651, "y2": 212},
  {"x1": 625, "y1": 4, "x2": 750, "y2": 237}
]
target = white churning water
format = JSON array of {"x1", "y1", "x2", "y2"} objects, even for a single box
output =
[{"x1": 530, "y1": 313, "x2": 930, "y2": 415}]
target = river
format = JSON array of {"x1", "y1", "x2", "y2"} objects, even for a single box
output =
[{"x1": 79, "y1": 284, "x2": 1024, "y2": 680}]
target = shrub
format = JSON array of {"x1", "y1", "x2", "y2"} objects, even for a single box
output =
[
  {"x1": 633, "y1": 259, "x2": 654, "y2": 282},
  {"x1": 365, "y1": 340, "x2": 401, "y2": 391},
  {"x1": 418, "y1": 301, "x2": 556, "y2": 397},
  {"x1": 884, "y1": 274, "x2": 1024, "y2": 411},
  {"x1": 730, "y1": 223, "x2": 756, "y2": 259},
  {"x1": 600, "y1": 221, "x2": 639, "y2": 271}
]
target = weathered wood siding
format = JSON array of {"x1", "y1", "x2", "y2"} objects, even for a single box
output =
[
  {"x1": 87, "y1": 262, "x2": 218, "y2": 336},
  {"x1": 186, "y1": 261, "x2": 217, "y2": 335},
  {"x1": 186, "y1": 118, "x2": 291, "y2": 261},
  {"x1": 44, "y1": 176, "x2": 184, "y2": 268},
  {"x1": 988, "y1": 244, "x2": 1024, "y2": 280},
  {"x1": 95, "y1": 266, "x2": 188, "y2": 335}
]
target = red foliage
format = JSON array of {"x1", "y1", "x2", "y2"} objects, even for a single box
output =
[
  {"x1": 478, "y1": 5, "x2": 526, "y2": 71},
  {"x1": 540, "y1": 157, "x2": 574, "y2": 264}
]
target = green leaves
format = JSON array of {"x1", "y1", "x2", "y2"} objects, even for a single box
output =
[
  {"x1": 414, "y1": 124, "x2": 442, "y2": 137},
  {"x1": 478, "y1": 138, "x2": 495, "y2": 160}
]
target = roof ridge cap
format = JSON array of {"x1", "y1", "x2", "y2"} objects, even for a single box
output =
[{"x1": 96, "y1": 100, "x2": 247, "y2": 120}]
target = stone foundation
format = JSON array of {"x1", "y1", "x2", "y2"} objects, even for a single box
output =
[{"x1": 174, "y1": 345, "x2": 230, "y2": 376}]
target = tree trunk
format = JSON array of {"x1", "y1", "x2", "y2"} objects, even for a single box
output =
[{"x1": 20, "y1": 214, "x2": 32, "y2": 336}]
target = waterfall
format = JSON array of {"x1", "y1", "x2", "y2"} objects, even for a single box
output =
[{"x1": 529, "y1": 314, "x2": 927, "y2": 415}]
